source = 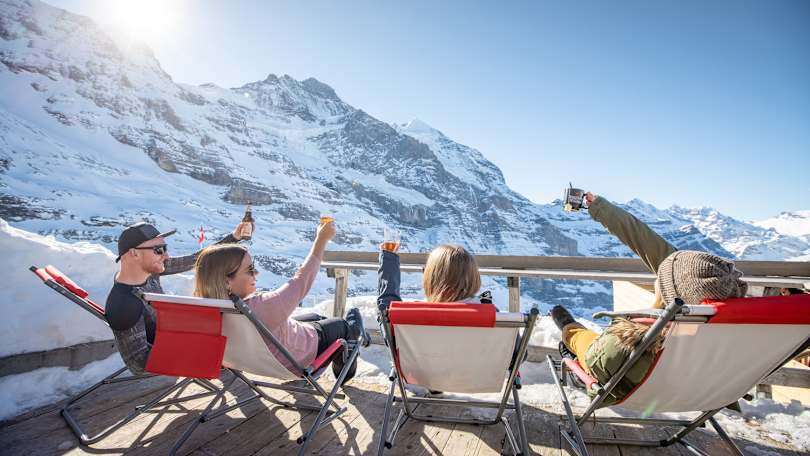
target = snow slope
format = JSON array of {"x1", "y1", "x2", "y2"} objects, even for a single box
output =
[
  {"x1": 0, "y1": 219, "x2": 193, "y2": 357},
  {"x1": 756, "y1": 211, "x2": 810, "y2": 240}
]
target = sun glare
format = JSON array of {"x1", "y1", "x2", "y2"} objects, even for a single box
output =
[{"x1": 102, "y1": 0, "x2": 181, "y2": 41}]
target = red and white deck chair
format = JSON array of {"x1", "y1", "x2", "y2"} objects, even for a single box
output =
[
  {"x1": 30, "y1": 265, "x2": 364, "y2": 456},
  {"x1": 549, "y1": 294, "x2": 810, "y2": 456},
  {"x1": 138, "y1": 292, "x2": 364, "y2": 455},
  {"x1": 29, "y1": 265, "x2": 222, "y2": 447},
  {"x1": 377, "y1": 302, "x2": 539, "y2": 456}
]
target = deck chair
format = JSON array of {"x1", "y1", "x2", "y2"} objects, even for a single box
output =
[
  {"x1": 549, "y1": 294, "x2": 810, "y2": 456},
  {"x1": 29, "y1": 265, "x2": 221, "y2": 447},
  {"x1": 138, "y1": 292, "x2": 364, "y2": 455},
  {"x1": 377, "y1": 302, "x2": 539, "y2": 456},
  {"x1": 30, "y1": 265, "x2": 365, "y2": 456}
]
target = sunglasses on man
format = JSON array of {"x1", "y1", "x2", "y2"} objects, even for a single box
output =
[{"x1": 132, "y1": 244, "x2": 168, "y2": 255}]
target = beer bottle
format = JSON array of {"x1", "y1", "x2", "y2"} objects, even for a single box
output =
[{"x1": 240, "y1": 205, "x2": 254, "y2": 241}]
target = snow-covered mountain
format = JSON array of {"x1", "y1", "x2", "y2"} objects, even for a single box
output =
[
  {"x1": 756, "y1": 211, "x2": 810, "y2": 240},
  {"x1": 1, "y1": 0, "x2": 808, "y2": 315}
]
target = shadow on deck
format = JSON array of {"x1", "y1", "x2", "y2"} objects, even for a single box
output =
[{"x1": 0, "y1": 371, "x2": 801, "y2": 455}]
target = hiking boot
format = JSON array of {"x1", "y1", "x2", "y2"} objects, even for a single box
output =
[
  {"x1": 558, "y1": 341, "x2": 576, "y2": 360},
  {"x1": 345, "y1": 307, "x2": 371, "y2": 347},
  {"x1": 332, "y1": 354, "x2": 358, "y2": 386},
  {"x1": 550, "y1": 305, "x2": 576, "y2": 330}
]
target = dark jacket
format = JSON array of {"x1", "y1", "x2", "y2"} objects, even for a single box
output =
[{"x1": 377, "y1": 250, "x2": 402, "y2": 312}]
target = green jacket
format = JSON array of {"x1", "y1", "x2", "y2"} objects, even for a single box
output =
[{"x1": 582, "y1": 196, "x2": 677, "y2": 405}]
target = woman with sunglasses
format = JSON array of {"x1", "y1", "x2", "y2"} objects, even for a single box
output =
[{"x1": 193, "y1": 219, "x2": 366, "y2": 382}]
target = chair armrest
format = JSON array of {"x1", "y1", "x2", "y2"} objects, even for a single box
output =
[
  {"x1": 309, "y1": 339, "x2": 347, "y2": 372},
  {"x1": 593, "y1": 309, "x2": 663, "y2": 320},
  {"x1": 563, "y1": 358, "x2": 599, "y2": 391}
]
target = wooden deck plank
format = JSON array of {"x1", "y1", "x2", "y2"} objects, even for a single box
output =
[
  {"x1": 126, "y1": 376, "x2": 296, "y2": 455},
  {"x1": 473, "y1": 420, "x2": 506, "y2": 456},
  {"x1": 270, "y1": 383, "x2": 377, "y2": 455},
  {"x1": 193, "y1": 405, "x2": 309, "y2": 455},
  {"x1": 670, "y1": 422, "x2": 798, "y2": 456},
  {"x1": 524, "y1": 408, "x2": 563, "y2": 456},
  {"x1": 251, "y1": 407, "x2": 322, "y2": 455},
  {"x1": 610, "y1": 423, "x2": 681, "y2": 456},
  {"x1": 437, "y1": 423, "x2": 484, "y2": 456},
  {"x1": 296, "y1": 383, "x2": 391, "y2": 455},
  {"x1": 60, "y1": 379, "x2": 233, "y2": 455},
  {"x1": 413, "y1": 420, "x2": 456, "y2": 456},
  {"x1": 0, "y1": 375, "x2": 179, "y2": 455},
  {"x1": 189, "y1": 389, "x2": 312, "y2": 456},
  {"x1": 578, "y1": 420, "x2": 621, "y2": 456},
  {"x1": 381, "y1": 401, "x2": 454, "y2": 456},
  {"x1": 0, "y1": 374, "x2": 174, "y2": 441}
]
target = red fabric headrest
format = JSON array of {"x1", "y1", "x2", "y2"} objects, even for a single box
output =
[
  {"x1": 45, "y1": 265, "x2": 89, "y2": 299},
  {"x1": 705, "y1": 294, "x2": 810, "y2": 324},
  {"x1": 389, "y1": 302, "x2": 497, "y2": 328}
]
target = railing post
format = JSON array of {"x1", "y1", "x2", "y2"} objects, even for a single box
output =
[
  {"x1": 508, "y1": 276, "x2": 520, "y2": 312},
  {"x1": 333, "y1": 268, "x2": 349, "y2": 318},
  {"x1": 756, "y1": 384, "x2": 773, "y2": 400}
]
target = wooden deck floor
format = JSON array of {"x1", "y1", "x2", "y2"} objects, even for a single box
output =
[{"x1": 0, "y1": 371, "x2": 801, "y2": 456}]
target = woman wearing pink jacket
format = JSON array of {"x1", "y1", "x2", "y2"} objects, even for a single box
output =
[{"x1": 193, "y1": 219, "x2": 365, "y2": 383}]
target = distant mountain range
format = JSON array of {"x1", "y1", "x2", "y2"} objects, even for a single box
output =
[{"x1": 1, "y1": 0, "x2": 808, "y2": 314}]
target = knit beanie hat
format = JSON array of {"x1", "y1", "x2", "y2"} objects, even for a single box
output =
[{"x1": 657, "y1": 250, "x2": 747, "y2": 305}]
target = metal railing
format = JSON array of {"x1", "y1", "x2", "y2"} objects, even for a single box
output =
[{"x1": 321, "y1": 251, "x2": 810, "y2": 317}]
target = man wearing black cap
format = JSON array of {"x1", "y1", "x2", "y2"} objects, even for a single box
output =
[{"x1": 106, "y1": 221, "x2": 250, "y2": 374}]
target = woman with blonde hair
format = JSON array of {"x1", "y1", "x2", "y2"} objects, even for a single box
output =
[
  {"x1": 193, "y1": 220, "x2": 365, "y2": 383},
  {"x1": 377, "y1": 241, "x2": 486, "y2": 313}
]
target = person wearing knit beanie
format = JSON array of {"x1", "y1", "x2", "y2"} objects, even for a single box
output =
[
  {"x1": 656, "y1": 250, "x2": 748, "y2": 305},
  {"x1": 550, "y1": 192, "x2": 752, "y2": 406}
]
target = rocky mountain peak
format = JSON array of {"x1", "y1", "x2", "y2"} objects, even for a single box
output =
[
  {"x1": 402, "y1": 118, "x2": 440, "y2": 135},
  {"x1": 301, "y1": 77, "x2": 341, "y2": 101},
  {"x1": 238, "y1": 73, "x2": 352, "y2": 121}
]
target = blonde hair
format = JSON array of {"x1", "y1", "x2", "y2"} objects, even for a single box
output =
[
  {"x1": 606, "y1": 318, "x2": 665, "y2": 354},
  {"x1": 422, "y1": 244, "x2": 481, "y2": 302},
  {"x1": 193, "y1": 244, "x2": 248, "y2": 299}
]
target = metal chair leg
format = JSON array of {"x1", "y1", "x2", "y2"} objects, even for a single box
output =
[
  {"x1": 548, "y1": 355, "x2": 589, "y2": 456},
  {"x1": 169, "y1": 375, "x2": 238, "y2": 456},
  {"x1": 63, "y1": 376, "x2": 193, "y2": 445},
  {"x1": 296, "y1": 345, "x2": 359, "y2": 455},
  {"x1": 377, "y1": 372, "x2": 397, "y2": 455},
  {"x1": 511, "y1": 382, "x2": 529, "y2": 455},
  {"x1": 501, "y1": 416, "x2": 521, "y2": 455},
  {"x1": 388, "y1": 409, "x2": 408, "y2": 447},
  {"x1": 708, "y1": 416, "x2": 745, "y2": 456}
]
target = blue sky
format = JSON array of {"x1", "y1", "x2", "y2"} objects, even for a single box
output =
[{"x1": 48, "y1": 0, "x2": 810, "y2": 220}]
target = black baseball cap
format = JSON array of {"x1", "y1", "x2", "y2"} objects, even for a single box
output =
[{"x1": 115, "y1": 222, "x2": 176, "y2": 262}]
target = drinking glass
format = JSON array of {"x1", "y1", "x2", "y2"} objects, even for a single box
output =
[{"x1": 382, "y1": 226, "x2": 401, "y2": 252}]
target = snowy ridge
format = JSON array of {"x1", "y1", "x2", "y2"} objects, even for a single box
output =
[
  {"x1": 395, "y1": 118, "x2": 506, "y2": 192},
  {"x1": 755, "y1": 210, "x2": 810, "y2": 239},
  {"x1": 670, "y1": 206, "x2": 810, "y2": 260}
]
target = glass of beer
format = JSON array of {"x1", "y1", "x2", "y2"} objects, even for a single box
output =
[
  {"x1": 382, "y1": 226, "x2": 401, "y2": 253},
  {"x1": 320, "y1": 214, "x2": 335, "y2": 225}
]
